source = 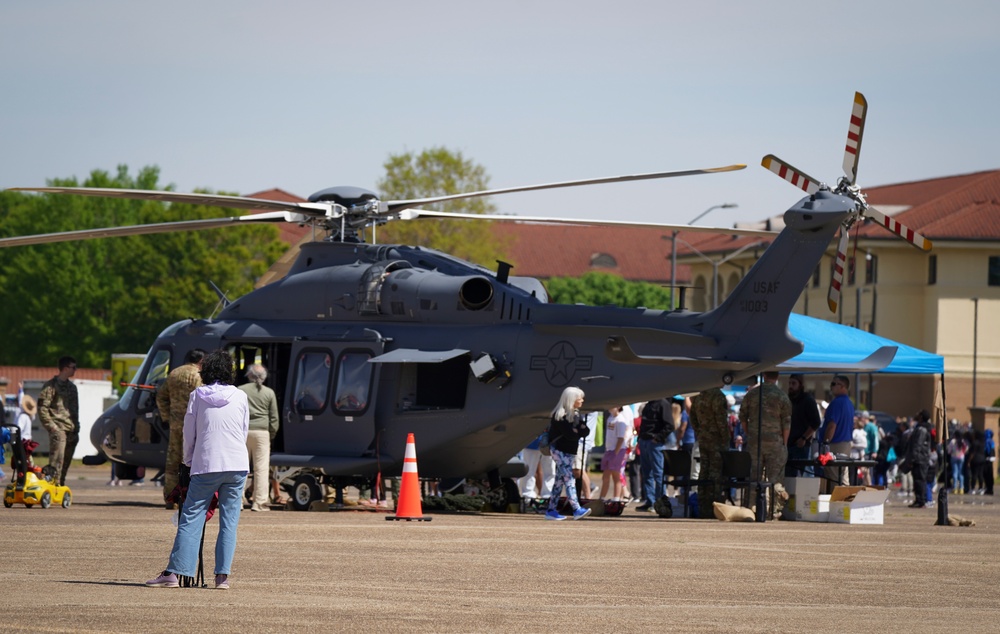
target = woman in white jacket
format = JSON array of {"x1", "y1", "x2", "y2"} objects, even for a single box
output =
[{"x1": 146, "y1": 349, "x2": 249, "y2": 590}]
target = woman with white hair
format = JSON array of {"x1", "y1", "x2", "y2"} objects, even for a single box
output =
[
  {"x1": 544, "y1": 386, "x2": 592, "y2": 520},
  {"x1": 237, "y1": 363, "x2": 280, "y2": 512}
]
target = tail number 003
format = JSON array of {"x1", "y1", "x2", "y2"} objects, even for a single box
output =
[{"x1": 738, "y1": 299, "x2": 768, "y2": 313}]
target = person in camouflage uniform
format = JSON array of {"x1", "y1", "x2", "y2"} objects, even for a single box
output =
[
  {"x1": 37, "y1": 356, "x2": 80, "y2": 486},
  {"x1": 155, "y1": 349, "x2": 205, "y2": 504},
  {"x1": 738, "y1": 371, "x2": 792, "y2": 519},
  {"x1": 689, "y1": 387, "x2": 731, "y2": 518}
]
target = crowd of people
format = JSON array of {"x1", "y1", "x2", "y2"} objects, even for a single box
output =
[{"x1": 518, "y1": 378, "x2": 999, "y2": 519}]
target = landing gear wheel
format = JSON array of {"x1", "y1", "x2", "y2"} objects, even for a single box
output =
[
  {"x1": 654, "y1": 496, "x2": 673, "y2": 518},
  {"x1": 3, "y1": 500, "x2": 11, "y2": 508},
  {"x1": 488, "y1": 478, "x2": 521, "y2": 512},
  {"x1": 40, "y1": 491, "x2": 52, "y2": 509},
  {"x1": 291, "y1": 474, "x2": 320, "y2": 511},
  {"x1": 62, "y1": 492, "x2": 72, "y2": 508}
]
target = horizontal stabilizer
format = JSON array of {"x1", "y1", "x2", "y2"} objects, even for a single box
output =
[
  {"x1": 777, "y1": 345, "x2": 897, "y2": 372},
  {"x1": 605, "y1": 336, "x2": 756, "y2": 370}
]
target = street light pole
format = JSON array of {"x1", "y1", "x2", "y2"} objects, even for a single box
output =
[
  {"x1": 676, "y1": 238, "x2": 763, "y2": 309},
  {"x1": 669, "y1": 203, "x2": 737, "y2": 309},
  {"x1": 972, "y1": 297, "x2": 979, "y2": 408}
]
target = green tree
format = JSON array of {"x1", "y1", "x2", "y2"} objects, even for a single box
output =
[
  {"x1": 545, "y1": 272, "x2": 673, "y2": 309},
  {"x1": 375, "y1": 147, "x2": 507, "y2": 267},
  {"x1": 0, "y1": 165, "x2": 286, "y2": 367}
]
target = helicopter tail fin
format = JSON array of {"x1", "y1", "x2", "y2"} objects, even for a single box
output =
[{"x1": 700, "y1": 192, "x2": 853, "y2": 367}]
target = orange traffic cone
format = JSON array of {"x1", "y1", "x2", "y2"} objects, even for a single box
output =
[{"x1": 387, "y1": 433, "x2": 431, "y2": 522}]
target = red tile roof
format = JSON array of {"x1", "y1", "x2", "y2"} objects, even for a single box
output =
[
  {"x1": 490, "y1": 223, "x2": 687, "y2": 283},
  {"x1": 245, "y1": 189, "x2": 312, "y2": 246},
  {"x1": 0, "y1": 366, "x2": 110, "y2": 392},
  {"x1": 861, "y1": 170, "x2": 1000, "y2": 241}
]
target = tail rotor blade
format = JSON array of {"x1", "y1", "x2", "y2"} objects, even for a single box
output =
[
  {"x1": 827, "y1": 228, "x2": 851, "y2": 313},
  {"x1": 842, "y1": 92, "x2": 867, "y2": 184},
  {"x1": 865, "y1": 205, "x2": 933, "y2": 251},
  {"x1": 761, "y1": 155, "x2": 821, "y2": 194}
]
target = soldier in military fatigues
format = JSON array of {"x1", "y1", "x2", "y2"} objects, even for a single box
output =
[
  {"x1": 155, "y1": 349, "x2": 205, "y2": 504},
  {"x1": 689, "y1": 387, "x2": 731, "y2": 518},
  {"x1": 37, "y1": 356, "x2": 80, "y2": 486},
  {"x1": 738, "y1": 371, "x2": 792, "y2": 519}
]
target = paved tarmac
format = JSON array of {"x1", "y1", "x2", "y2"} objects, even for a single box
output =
[{"x1": 3, "y1": 465, "x2": 999, "y2": 633}]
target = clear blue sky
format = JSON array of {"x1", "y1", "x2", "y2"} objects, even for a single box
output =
[{"x1": 2, "y1": 1, "x2": 997, "y2": 229}]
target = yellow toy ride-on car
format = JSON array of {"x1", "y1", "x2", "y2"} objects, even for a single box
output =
[
  {"x1": 4, "y1": 469, "x2": 72, "y2": 508},
  {"x1": 2, "y1": 423, "x2": 72, "y2": 509}
]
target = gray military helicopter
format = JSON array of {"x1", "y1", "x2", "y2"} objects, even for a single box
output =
[{"x1": 1, "y1": 92, "x2": 929, "y2": 510}]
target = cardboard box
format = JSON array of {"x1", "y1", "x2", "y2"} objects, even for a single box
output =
[
  {"x1": 800, "y1": 494, "x2": 830, "y2": 522},
  {"x1": 782, "y1": 477, "x2": 824, "y2": 521},
  {"x1": 827, "y1": 486, "x2": 889, "y2": 525}
]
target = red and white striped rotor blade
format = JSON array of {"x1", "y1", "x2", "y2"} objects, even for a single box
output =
[
  {"x1": 842, "y1": 92, "x2": 867, "y2": 185},
  {"x1": 827, "y1": 228, "x2": 851, "y2": 313},
  {"x1": 865, "y1": 205, "x2": 933, "y2": 251},
  {"x1": 761, "y1": 155, "x2": 821, "y2": 194}
]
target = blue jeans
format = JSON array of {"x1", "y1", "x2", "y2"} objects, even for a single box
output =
[
  {"x1": 951, "y1": 457, "x2": 964, "y2": 491},
  {"x1": 638, "y1": 439, "x2": 666, "y2": 504},
  {"x1": 167, "y1": 470, "x2": 247, "y2": 577}
]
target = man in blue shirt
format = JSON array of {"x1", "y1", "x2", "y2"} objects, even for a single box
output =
[{"x1": 821, "y1": 375, "x2": 855, "y2": 490}]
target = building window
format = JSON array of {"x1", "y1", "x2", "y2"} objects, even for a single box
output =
[
  {"x1": 989, "y1": 256, "x2": 1000, "y2": 286},
  {"x1": 928, "y1": 255, "x2": 937, "y2": 285},
  {"x1": 812, "y1": 264, "x2": 821, "y2": 288},
  {"x1": 865, "y1": 253, "x2": 878, "y2": 284}
]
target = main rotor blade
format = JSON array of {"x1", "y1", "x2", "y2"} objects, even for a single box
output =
[
  {"x1": 394, "y1": 208, "x2": 777, "y2": 238},
  {"x1": 827, "y1": 228, "x2": 851, "y2": 313},
  {"x1": 865, "y1": 204, "x2": 933, "y2": 251},
  {"x1": 842, "y1": 92, "x2": 868, "y2": 185},
  {"x1": 7, "y1": 186, "x2": 331, "y2": 216},
  {"x1": 384, "y1": 164, "x2": 747, "y2": 214},
  {"x1": 761, "y1": 155, "x2": 821, "y2": 194},
  {"x1": 0, "y1": 212, "x2": 307, "y2": 248}
]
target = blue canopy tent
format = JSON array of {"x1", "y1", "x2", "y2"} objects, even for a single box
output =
[{"x1": 783, "y1": 313, "x2": 943, "y2": 374}]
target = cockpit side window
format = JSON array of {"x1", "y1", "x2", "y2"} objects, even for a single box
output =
[
  {"x1": 292, "y1": 350, "x2": 332, "y2": 414},
  {"x1": 122, "y1": 347, "x2": 171, "y2": 411},
  {"x1": 333, "y1": 351, "x2": 373, "y2": 415}
]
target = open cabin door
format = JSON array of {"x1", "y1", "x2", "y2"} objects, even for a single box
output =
[{"x1": 283, "y1": 337, "x2": 384, "y2": 458}]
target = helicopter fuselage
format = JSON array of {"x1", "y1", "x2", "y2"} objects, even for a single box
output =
[{"x1": 90, "y1": 192, "x2": 854, "y2": 482}]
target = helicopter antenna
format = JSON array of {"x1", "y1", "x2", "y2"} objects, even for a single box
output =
[{"x1": 208, "y1": 280, "x2": 231, "y2": 318}]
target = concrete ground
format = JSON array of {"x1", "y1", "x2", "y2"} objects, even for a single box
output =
[{"x1": 2, "y1": 465, "x2": 998, "y2": 633}]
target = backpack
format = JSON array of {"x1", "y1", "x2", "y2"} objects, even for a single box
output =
[
  {"x1": 640, "y1": 399, "x2": 675, "y2": 443},
  {"x1": 538, "y1": 429, "x2": 551, "y2": 456}
]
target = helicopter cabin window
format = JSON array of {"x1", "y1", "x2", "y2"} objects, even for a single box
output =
[
  {"x1": 333, "y1": 351, "x2": 373, "y2": 415},
  {"x1": 292, "y1": 350, "x2": 332, "y2": 414}
]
